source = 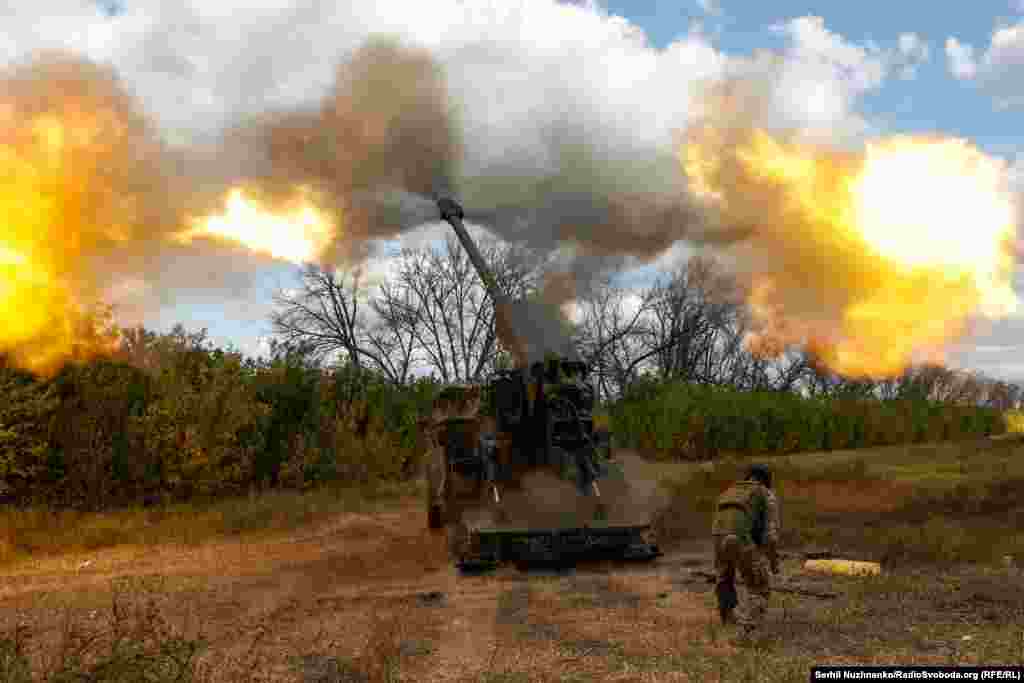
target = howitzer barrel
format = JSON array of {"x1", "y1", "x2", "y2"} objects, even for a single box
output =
[{"x1": 438, "y1": 198, "x2": 529, "y2": 366}]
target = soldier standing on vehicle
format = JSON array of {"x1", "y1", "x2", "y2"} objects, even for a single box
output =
[{"x1": 711, "y1": 463, "x2": 780, "y2": 638}]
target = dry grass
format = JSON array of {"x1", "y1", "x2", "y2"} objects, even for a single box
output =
[
  {"x1": 653, "y1": 436, "x2": 1024, "y2": 566},
  {"x1": 628, "y1": 436, "x2": 1024, "y2": 679},
  {"x1": 0, "y1": 481, "x2": 419, "y2": 568},
  {"x1": 9, "y1": 563, "x2": 1022, "y2": 682},
  {"x1": 358, "y1": 610, "x2": 407, "y2": 683},
  {"x1": 493, "y1": 564, "x2": 1024, "y2": 681},
  {"x1": 667, "y1": 566, "x2": 1024, "y2": 680},
  {"x1": 5, "y1": 437, "x2": 1024, "y2": 682},
  {"x1": 1, "y1": 591, "x2": 205, "y2": 683}
]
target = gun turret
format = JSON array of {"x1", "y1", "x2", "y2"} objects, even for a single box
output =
[{"x1": 438, "y1": 198, "x2": 530, "y2": 367}]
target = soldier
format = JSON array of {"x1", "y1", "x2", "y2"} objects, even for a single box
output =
[{"x1": 711, "y1": 463, "x2": 780, "y2": 638}]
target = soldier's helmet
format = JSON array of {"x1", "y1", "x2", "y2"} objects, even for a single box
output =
[{"x1": 746, "y1": 463, "x2": 773, "y2": 489}]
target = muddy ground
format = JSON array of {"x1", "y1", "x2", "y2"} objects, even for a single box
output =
[{"x1": 2, "y1": 455, "x2": 1023, "y2": 682}]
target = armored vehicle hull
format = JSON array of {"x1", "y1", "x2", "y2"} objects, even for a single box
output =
[{"x1": 422, "y1": 365, "x2": 661, "y2": 571}]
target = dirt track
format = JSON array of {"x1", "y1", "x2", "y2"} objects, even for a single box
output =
[
  {"x1": 6, "y1": 470, "x2": 1024, "y2": 681},
  {"x1": 0, "y1": 495, "x2": 725, "y2": 682},
  {"x1": 11, "y1": 445, "x2": 1024, "y2": 680}
]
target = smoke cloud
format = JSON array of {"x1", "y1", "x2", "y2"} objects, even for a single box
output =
[
  {"x1": 0, "y1": 51, "x2": 198, "y2": 372},
  {"x1": 0, "y1": 3, "x2": 992, "y2": 374},
  {"x1": 206, "y1": 33, "x2": 715, "y2": 308},
  {"x1": 681, "y1": 75, "x2": 1019, "y2": 378},
  {"x1": 219, "y1": 37, "x2": 463, "y2": 263}
]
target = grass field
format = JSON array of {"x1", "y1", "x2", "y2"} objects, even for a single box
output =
[
  {"x1": 654, "y1": 435, "x2": 1024, "y2": 565},
  {"x1": 0, "y1": 480, "x2": 420, "y2": 567},
  {"x1": 2, "y1": 437, "x2": 1023, "y2": 681},
  {"x1": 633, "y1": 435, "x2": 1024, "y2": 680}
]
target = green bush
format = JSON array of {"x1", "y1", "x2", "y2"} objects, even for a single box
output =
[
  {"x1": 0, "y1": 327, "x2": 441, "y2": 510},
  {"x1": 611, "y1": 379, "x2": 1006, "y2": 461}
]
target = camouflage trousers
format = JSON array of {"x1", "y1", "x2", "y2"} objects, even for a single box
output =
[{"x1": 713, "y1": 534, "x2": 771, "y2": 631}]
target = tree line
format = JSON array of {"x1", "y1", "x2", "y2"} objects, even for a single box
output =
[
  {"x1": 0, "y1": 234, "x2": 1018, "y2": 510},
  {"x1": 272, "y1": 233, "x2": 1024, "y2": 411},
  {"x1": 0, "y1": 328, "x2": 438, "y2": 509}
]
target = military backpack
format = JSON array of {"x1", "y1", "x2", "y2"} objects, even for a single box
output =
[{"x1": 714, "y1": 480, "x2": 767, "y2": 545}]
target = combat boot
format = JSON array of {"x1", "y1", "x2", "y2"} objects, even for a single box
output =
[{"x1": 714, "y1": 582, "x2": 738, "y2": 626}]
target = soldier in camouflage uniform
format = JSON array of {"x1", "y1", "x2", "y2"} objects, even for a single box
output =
[{"x1": 712, "y1": 464, "x2": 780, "y2": 636}]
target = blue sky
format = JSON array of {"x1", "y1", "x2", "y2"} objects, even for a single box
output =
[{"x1": 606, "y1": 0, "x2": 1024, "y2": 155}]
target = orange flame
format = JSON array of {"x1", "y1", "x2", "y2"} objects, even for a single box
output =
[
  {"x1": 0, "y1": 112, "x2": 123, "y2": 375},
  {"x1": 683, "y1": 127, "x2": 1018, "y2": 378},
  {"x1": 176, "y1": 188, "x2": 336, "y2": 265}
]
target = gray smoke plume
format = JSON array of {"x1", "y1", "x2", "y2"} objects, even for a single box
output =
[
  {"x1": 199, "y1": 35, "x2": 723, "y2": 303},
  {"x1": 214, "y1": 36, "x2": 463, "y2": 264},
  {"x1": 1, "y1": 39, "x2": 673, "y2": 371},
  {"x1": 191, "y1": 34, "x2": 721, "y2": 362}
]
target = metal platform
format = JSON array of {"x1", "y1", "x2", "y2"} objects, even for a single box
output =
[{"x1": 456, "y1": 523, "x2": 662, "y2": 572}]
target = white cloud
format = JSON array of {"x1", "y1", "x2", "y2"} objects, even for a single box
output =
[
  {"x1": 355, "y1": 247, "x2": 404, "y2": 291},
  {"x1": 759, "y1": 16, "x2": 921, "y2": 142},
  {"x1": 899, "y1": 32, "x2": 928, "y2": 59},
  {"x1": 991, "y1": 22, "x2": 1024, "y2": 60},
  {"x1": 945, "y1": 36, "x2": 978, "y2": 79},
  {"x1": 0, "y1": 5, "x2": 911, "y2": 200},
  {"x1": 985, "y1": 22, "x2": 1024, "y2": 107},
  {"x1": 560, "y1": 289, "x2": 644, "y2": 328},
  {"x1": 0, "y1": 1, "x2": 730, "y2": 186},
  {"x1": 897, "y1": 32, "x2": 929, "y2": 78},
  {"x1": 697, "y1": 0, "x2": 722, "y2": 16},
  {"x1": 620, "y1": 291, "x2": 646, "y2": 319},
  {"x1": 1010, "y1": 155, "x2": 1024, "y2": 189},
  {"x1": 771, "y1": 16, "x2": 888, "y2": 93},
  {"x1": 648, "y1": 240, "x2": 697, "y2": 272},
  {"x1": 971, "y1": 344, "x2": 1023, "y2": 353},
  {"x1": 0, "y1": 4, "x2": 893, "y2": 174},
  {"x1": 946, "y1": 22, "x2": 1024, "y2": 107}
]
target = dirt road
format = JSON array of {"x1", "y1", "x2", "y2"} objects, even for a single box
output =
[
  {"x1": 0, "y1": 494, "x2": 727, "y2": 682},
  {"x1": 7, "y1": 445, "x2": 1024, "y2": 681},
  {"x1": 4, "y1": 490, "x2": 1023, "y2": 681}
]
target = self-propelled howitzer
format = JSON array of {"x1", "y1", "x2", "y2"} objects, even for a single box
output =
[{"x1": 424, "y1": 198, "x2": 662, "y2": 571}]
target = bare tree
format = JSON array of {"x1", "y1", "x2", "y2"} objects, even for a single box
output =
[
  {"x1": 641, "y1": 263, "x2": 710, "y2": 383},
  {"x1": 983, "y1": 379, "x2": 1022, "y2": 410},
  {"x1": 633, "y1": 255, "x2": 749, "y2": 386},
  {"x1": 894, "y1": 363, "x2": 962, "y2": 403},
  {"x1": 573, "y1": 275, "x2": 653, "y2": 400},
  {"x1": 572, "y1": 255, "x2": 778, "y2": 400},
  {"x1": 271, "y1": 265, "x2": 362, "y2": 368},
  {"x1": 365, "y1": 280, "x2": 420, "y2": 385},
  {"x1": 270, "y1": 232, "x2": 540, "y2": 384},
  {"x1": 270, "y1": 265, "x2": 405, "y2": 381},
  {"x1": 736, "y1": 346, "x2": 811, "y2": 393},
  {"x1": 375, "y1": 235, "x2": 540, "y2": 383}
]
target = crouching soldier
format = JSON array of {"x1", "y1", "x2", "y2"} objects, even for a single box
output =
[{"x1": 712, "y1": 464, "x2": 780, "y2": 637}]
